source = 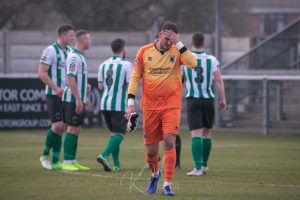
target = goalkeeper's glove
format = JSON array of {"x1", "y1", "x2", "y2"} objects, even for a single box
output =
[{"x1": 127, "y1": 112, "x2": 139, "y2": 133}]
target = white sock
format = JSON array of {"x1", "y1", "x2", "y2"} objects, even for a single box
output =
[
  {"x1": 152, "y1": 170, "x2": 160, "y2": 178},
  {"x1": 163, "y1": 181, "x2": 171, "y2": 187},
  {"x1": 63, "y1": 160, "x2": 73, "y2": 164},
  {"x1": 63, "y1": 160, "x2": 76, "y2": 164}
]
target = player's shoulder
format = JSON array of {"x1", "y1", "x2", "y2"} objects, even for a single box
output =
[
  {"x1": 70, "y1": 49, "x2": 83, "y2": 58},
  {"x1": 207, "y1": 54, "x2": 219, "y2": 64},
  {"x1": 121, "y1": 59, "x2": 132, "y2": 67},
  {"x1": 138, "y1": 43, "x2": 155, "y2": 54},
  {"x1": 43, "y1": 45, "x2": 55, "y2": 53},
  {"x1": 207, "y1": 54, "x2": 217, "y2": 60},
  {"x1": 67, "y1": 50, "x2": 77, "y2": 58},
  {"x1": 140, "y1": 43, "x2": 155, "y2": 50},
  {"x1": 67, "y1": 50, "x2": 81, "y2": 63},
  {"x1": 114, "y1": 58, "x2": 132, "y2": 68}
]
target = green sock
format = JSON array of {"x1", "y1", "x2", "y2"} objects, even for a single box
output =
[
  {"x1": 101, "y1": 133, "x2": 123, "y2": 160},
  {"x1": 42, "y1": 129, "x2": 54, "y2": 156},
  {"x1": 202, "y1": 138, "x2": 212, "y2": 167},
  {"x1": 111, "y1": 133, "x2": 123, "y2": 167},
  {"x1": 52, "y1": 133, "x2": 62, "y2": 163},
  {"x1": 191, "y1": 137, "x2": 202, "y2": 170},
  {"x1": 64, "y1": 132, "x2": 78, "y2": 160},
  {"x1": 101, "y1": 136, "x2": 114, "y2": 158}
]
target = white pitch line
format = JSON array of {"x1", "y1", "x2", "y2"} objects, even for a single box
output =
[{"x1": 61, "y1": 170, "x2": 300, "y2": 189}]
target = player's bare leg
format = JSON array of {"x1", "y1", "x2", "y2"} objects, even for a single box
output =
[
  {"x1": 162, "y1": 133, "x2": 176, "y2": 196},
  {"x1": 146, "y1": 142, "x2": 160, "y2": 194}
]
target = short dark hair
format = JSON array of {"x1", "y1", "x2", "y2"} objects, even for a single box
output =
[
  {"x1": 161, "y1": 21, "x2": 179, "y2": 34},
  {"x1": 192, "y1": 32, "x2": 205, "y2": 48},
  {"x1": 75, "y1": 30, "x2": 89, "y2": 40},
  {"x1": 56, "y1": 24, "x2": 74, "y2": 36},
  {"x1": 111, "y1": 38, "x2": 126, "y2": 54}
]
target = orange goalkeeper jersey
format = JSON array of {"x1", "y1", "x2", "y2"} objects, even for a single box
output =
[{"x1": 128, "y1": 43, "x2": 197, "y2": 110}]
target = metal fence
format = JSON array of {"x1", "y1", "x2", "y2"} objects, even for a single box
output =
[
  {"x1": 212, "y1": 75, "x2": 300, "y2": 134},
  {"x1": 223, "y1": 18, "x2": 300, "y2": 72}
]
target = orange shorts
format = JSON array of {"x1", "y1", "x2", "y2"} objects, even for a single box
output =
[{"x1": 143, "y1": 108, "x2": 181, "y2": 145}]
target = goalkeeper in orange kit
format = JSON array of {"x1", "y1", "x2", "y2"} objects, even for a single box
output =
[{"x1": 125, "y1": 21, "x2": 197, "y2": 196}]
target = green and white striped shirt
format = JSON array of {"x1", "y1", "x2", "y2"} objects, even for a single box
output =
[
  {"x1": 98, "y1": 56, "x2": 132, "y2": 111},
  {"x1": 40, "y1": 42, "x2": 71, "y2": 95},
  {"x1": 62, "y1": 49, "x2": 88, "y2": 103},
  {"x1": 182, "y1": 51, "x2": 220, "y2": 99}
]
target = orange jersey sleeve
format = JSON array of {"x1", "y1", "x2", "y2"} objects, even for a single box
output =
[
  {"x1": 179, "y1": 49, "x2": 198, "y2": 68},
  {"x1": 128, "y1": 44, "x2": 152, "y2": 97}
]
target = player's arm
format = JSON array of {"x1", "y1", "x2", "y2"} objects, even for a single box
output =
[
  {"x1": 165, "y1": 30, "x2": 197, "y2": 69},
  {"x1": 179, "y1": 49, "x2": 197, "y2": 69},
  {"x1": 67, "y1": 75, "x2": 83, "y2": 114},
  {"x1": 38, "y1": 64, "x2": 63, "y2": 97},
  {"x1": 97, "y1": 63, "x2": 104, "y2": 92},
  {"x1": 68, "y1": 76, "x2": 81, "y2": 101},
  {"x1": 125, "y1": 49, "x2": 144, "y2": 119},
  {"x1": 66, "y1": 55, "x2": 83, "y2": 114},
  {"x1": 38, "y1": 47, "x2": 64, "y2": 97},
  {"x1": 98, "y1": 82, "x2": 104, "y2": 92},
  {"x1": 213, "y1": 68, "x2": 227, "y2": 112}
]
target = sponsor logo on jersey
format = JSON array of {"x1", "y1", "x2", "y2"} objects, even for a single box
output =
[{"x1": 149, "y1": 67, "x2": 172, "y2": 76}]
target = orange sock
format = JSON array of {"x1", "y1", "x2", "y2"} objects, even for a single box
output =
[
  {"x1": 146, "y1": 153, "x2": 158, "y2": 174},
  {"x1": 164, "y1": 148, "x2": 176, "y2": 182}
]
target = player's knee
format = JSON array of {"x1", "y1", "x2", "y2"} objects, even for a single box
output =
[
  {"x1": 164, "y1": 134, "x2": 175, "y2": 150},
  {"x1": 147, "y1": 151, "x2": 157, "y2": 158},
  {"x1": 67, "y1": 126, "x2": 81, "y2": 135},
  {"x1": 164, "y1": 141, "x2": 174, "y2": 151},
  {"x1": 191, "y1": 129, "x2": 201, "y2": 138},
  {"x1": 52, "y1": 123, "x2": 64, "y2": 134},
  {"x1": 201, "y1": 128, "x2": 211, "y2": 138},
  {"x1": 70, "y1": 129, "x2": 80, "y2": 135}
]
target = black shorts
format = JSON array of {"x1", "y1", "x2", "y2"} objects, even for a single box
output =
[
  {"x1": 63, "y1": 102, "x2": 86, "y2": 126},
  {"x1": 101, "y1": 110, "x2": 127, "y2": 134},
  {"x1": 187, "y1": 98, "x2": 215, "y2": 130},
  {"x1": 46, "y1": 95, "x2": 64, "y2": 123}
]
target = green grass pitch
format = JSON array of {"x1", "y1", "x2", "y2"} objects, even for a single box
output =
[{"x1": 0, "y1": 128, "x2": 299, "y2": 200}]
